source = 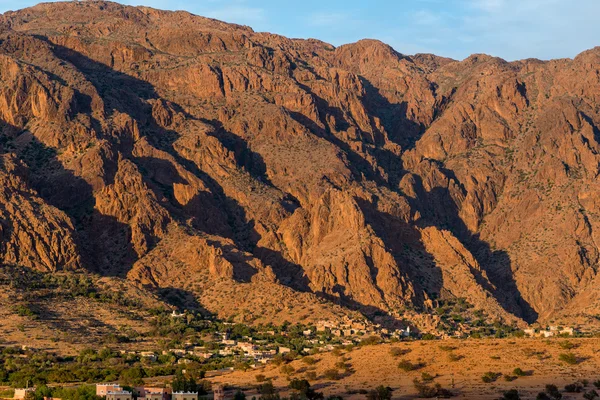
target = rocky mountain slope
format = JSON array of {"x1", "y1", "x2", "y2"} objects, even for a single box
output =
[{"x1": 1, "y1": 0, "x2": 600, "y2": 327}]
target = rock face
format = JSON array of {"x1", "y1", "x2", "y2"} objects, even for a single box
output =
[{"x1": 1, "y1": 1, "x2": 600, "y2": 325}]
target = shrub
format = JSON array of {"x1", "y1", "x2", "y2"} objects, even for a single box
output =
[
  {"x1": 438, "y1": 345, "x2": 456, "y2": 352},
  {"x1": 233, "y1": 390, "x2": 246, "y2": 400},
  {"x1": 500, "y1": 389, "x2": 521, "y2": 400},
  {"x1": 335, "y1": 361, "x2": 350, "y2": 371},
  {"x1": 536, "y1": 393, "x2": 551, "y2": 400},
  {"x1": 558, "y1": 353, "x2": 578, "y2": 365},
  {"x1": 584, "y1": 390, "x2": 599, "y2": 400},
  {"x1": 360, "y1": 336, "x2": 382, "y2": 346},
  {"x1": 513, "y1": 368, "x2": 526, "y2": 377},
  {"x1": 564, "y1": 382, "x2": 584, "y2": 393},
  {"x1": 558, "y1": 340, "x2": 576, "y2": 350},
  {"x1": 504, "y1": 375, "x2": 516, "y2": 382},
  {"x1": 305, "y1": 371, "x2": 317, "y2": 381},
  {"x1": 545, "y1": 384, "x2": 562, "y2": 400},
  {"x1": 481, "y1": 372, "x2": 500, "y2": 383},
  {"x1": 447, "y1": 353, "x2": 462, "y2": 362},
  {"x1": 389, "y1": 347, "x2": 410, "y2": 357},
  {"x1": 302, "y1": 357, "x2": 317, "y2": 365},
  {"x1": 421, "y1": 372, "x2": 435, "y2": 382},
  {"x1": 255, "y1": 374, "x2": 267, "y2": 383},
  {"x1": 595, "y1": 380, "x2": 600, "y2": 389},
  {"x1": 398, "y1": 360, "x2": 419, "y2": 372},
  {"x1": 366, "y1": 386, "x2": 392, "y2": 400},
  {"x1": 412, "y1": 379, "x2": 453, "y2": 398},
  {"x1": 280, "y1": 365, "x2": 295, "y2": 376},
  {"x1": 323, "y1": 369, "x2": 341, "y2": 380}
]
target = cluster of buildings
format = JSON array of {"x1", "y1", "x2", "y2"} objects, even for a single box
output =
[
  {"x1": 96, "y1": 384, "x2": 197, "y2": 400},
  {"x1": 315, "y1": 318, "x2": 412, "y2": 341},
  {"x1": 524, "y1": 326, "x2": 576, "y2": 338}
]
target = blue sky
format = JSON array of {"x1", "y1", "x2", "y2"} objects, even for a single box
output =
[{"x1": 1, "y1": 0, "x2": 599, "y2": 61}]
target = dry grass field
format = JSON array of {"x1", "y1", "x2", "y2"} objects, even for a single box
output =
[{"x1": 209, "y1": 338, "x2": 600, "y2": 399}]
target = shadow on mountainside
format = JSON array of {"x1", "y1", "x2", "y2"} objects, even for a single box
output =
[
  {"x1": 0, "y1": 124, "x2": 139, "y2": 277},
  {"x1": 408, "y1": 174, "x2": 538, "y2": 323},
  {"x1": 28, "y1": 37, "x2": 311, "y2": 292},
  {"x1": 0, "y1": 34, "x2": 538, "y2": 324},
  {"x1": 359, "y1": 77, "x2": 426, "y2": 151}
]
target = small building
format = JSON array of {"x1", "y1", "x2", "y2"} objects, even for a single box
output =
[
  {"x1": 143, "y1": 393, "x2": 162, "y2": 400},
  {"x1": 278, "y1": 346, "x2": 291, "y2": 354},
  {"x1": 523, "y1": 328, "x2": 536, "y2": 337},
  {"x1": 140, "y1": 352, "x2": 157, "y2": 362},
  {"x1": 105, "y1": 391, "x2": 132, "y2": 400},
  {"x1": 96, "y1": 385, "x2": 122, "y2": 397},
  {"x1": 172, "y1": 393, "x2": 198, "y2": 400},
  {"x1": 560, "y1": 327, "x2": 575, "y2": 336},
  {"x1": 14, "y1": 389, "x2": 35, "y2": 400},
  {"x1": 135, "y1": 387, "x2": 171, "y2": 400}
]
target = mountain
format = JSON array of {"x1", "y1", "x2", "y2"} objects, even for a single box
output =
[{"x1": 1, "y1": 0, "x2": 600, "y2": 328}]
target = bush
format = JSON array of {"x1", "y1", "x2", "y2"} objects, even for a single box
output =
[
  {"x1": 500, "y1": 389, "x2": 520, "y2": 400},
  {"x1": 558, "y1": 353, "x2": 578, "y2": 365},
  {"x1": 421, "y1": 372, "x2": 435, "y2": 382},
  {"x1": 302, "y1": 357, "x2": 317, "y2": 365},
  {"x1": 595, "y1": 380, "x2": 600, "y2": 389},
  {"x1": 412, "y1": 379, "x2": 453, "y2": 398},
  {"x1": 360, "y1": 336, "x2": 381, "y2": 346},
  {"x1": 513, "y1": 368, "x2": 526, "y2": 377},
  {"x1": 335, "y1": 361, "x2": 351, "y2": 371},
  {"x1": 366, "y1": 386, "x2": 392, "y2": 400},
  {"x1": 536, "y1": 393, "x2": 551, "y2": 400},
  {"x1": 398, "y1": 360, "x2": 421, "y2": 372},
  {"x1": 323, "y1": 369, "x2": 341, "y2": 380},
  {"x1": 545, "y1": 384, "x2": 562, "y2": 400},
  {"x1": 565, "y1": 382, "x2": 584, "y2": 393},
  {"x1": 438, "y1": 345, "x2": 456, "y2": 352},
  {"x1": 280, "y1": 365, "x2": 295, "y2": 376},
  {"x1": 481, "y1": 372, "x2": 500, "y2": 383},
  {"x1": 233, "y1": 390, "x2": 246, "y2": 400},
  {"x1": 305, "y1": 371, "x2": 317, "y2": 381},
  {"x1": 584, "y1": 390, "x2": 599, "y2": 400},
  {"x1": 447, "y1": 353, "x2": 462, "y2": 362},
  {"x1": 389, "y1": 347, "x2": 410, "y2": 357},
  {"x1": 255, "y1": 374, "x2": 267, "y2": 383},
  {"x1": 558, "y1": 340, "x2": 576, "y2": 350}
]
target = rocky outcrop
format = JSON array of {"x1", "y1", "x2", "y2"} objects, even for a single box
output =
[{"x1": 0, "y1": 0, "x2": 600, "y2": 325}]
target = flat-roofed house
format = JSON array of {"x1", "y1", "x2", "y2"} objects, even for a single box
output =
[
  {"x1": 105, "y1": 391, "x2": 132, "y2": 400},
  {"x1": 135, "y1": 387, "x2": 171, "y2": 400},
  {"x1": 172, "y1": 393, "x2": 198, "y2": 400},
  {"x1": 96, "y1": 385, "x2": 122, "y2": 397},
  {"x1": 14, "y1": 389, "x2": 35, "y2": 399}
]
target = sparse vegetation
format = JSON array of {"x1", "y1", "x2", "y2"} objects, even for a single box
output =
[
  {"x1": 366, "y1": 386, "x2": 392, "y2": 400},
  {"x1": 323, "y1": 369, "x2": 341, "y2": 380},
  {"x1": 481, "y1": 371, "x2": 501, "y2": 383},
  {"x1": 558, "y1": 352, "x2": 578, "y2": 365},
  {"x1": 500, "y1": 389, "x2": 521, "y2": 400},
  {"x1": 398, "y1": 359, "x2": 421, "y2": 372},
  {"x1": 412, "y1": 379, "x2": 453, "y2": 398}
]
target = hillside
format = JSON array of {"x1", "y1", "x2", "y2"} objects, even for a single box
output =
[{"x1": 1, "y1": 1, "x2": 600, "y2": 330}]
